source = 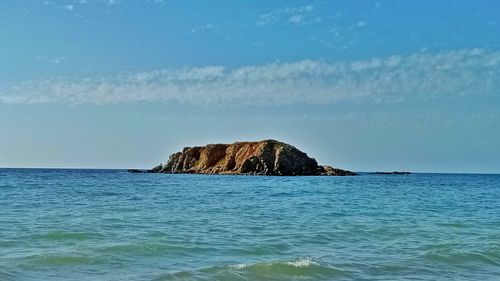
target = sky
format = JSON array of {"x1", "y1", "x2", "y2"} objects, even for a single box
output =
[{"x1": 1, "y1": 0, "x2": 500, "y2": 173}]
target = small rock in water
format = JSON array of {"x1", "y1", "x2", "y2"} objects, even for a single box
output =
[
  {"x1": 373, "y1": 171, "x2": 412, "y2": 175},
  {"x1": 127, "y1": 169, "x2": 146, "y2": 173}
]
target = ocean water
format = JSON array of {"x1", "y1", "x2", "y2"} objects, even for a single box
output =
[{"x1": 0, "y1": 169, "x2": 499, "y2": 281}]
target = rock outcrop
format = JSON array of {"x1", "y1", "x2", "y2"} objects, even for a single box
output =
[{"x1": 147, "y1": 140, "x2": 356, "y2": 176}]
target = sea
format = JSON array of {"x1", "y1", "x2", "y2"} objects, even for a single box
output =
[{"x1": 1, "y1": 169, "x2": 499, "y2": 280}]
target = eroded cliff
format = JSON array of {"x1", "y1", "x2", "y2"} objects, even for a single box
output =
[{"x1": 148, "y1": 140, "x2": 356, "y2": 176}]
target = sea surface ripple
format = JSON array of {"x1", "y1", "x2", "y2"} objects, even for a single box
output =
[{"x1": 1, "y1": 169, "x2": 499, "y2": 280}]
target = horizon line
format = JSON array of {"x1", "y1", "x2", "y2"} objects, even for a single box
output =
[{"x1": 0, "y1": 166, "x2": 498, "y2": 175}]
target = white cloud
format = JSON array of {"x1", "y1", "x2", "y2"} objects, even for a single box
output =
[
  {"x1": 1, "y1": 49, "x2": 499, "y2": 106},
  {"x1": 257, "y1": 5, "x2": 320, "y2": 26},
  {"x1": 288, "y1": 15, "x2": 304, "y2": 24}
]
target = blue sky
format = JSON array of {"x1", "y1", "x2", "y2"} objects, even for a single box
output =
[{"x1": 1, "y1": 0, "x2": 500, "y2": 172}]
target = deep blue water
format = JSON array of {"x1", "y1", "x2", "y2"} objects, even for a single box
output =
[{"x1": 1, "y1": 169, "x2": 499, "y2": 280}]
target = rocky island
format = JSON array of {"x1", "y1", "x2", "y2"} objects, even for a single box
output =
[{"x1": 131, "y1": 139, "x2": 356, "y2": 176}]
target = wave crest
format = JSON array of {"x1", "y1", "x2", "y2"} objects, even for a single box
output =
[
  {"x1": 229, "y1": 257, "x2": 318, "y2": 270},
  {"x1": 155, "y1": 258, "x2": 345, "y2": 280}
]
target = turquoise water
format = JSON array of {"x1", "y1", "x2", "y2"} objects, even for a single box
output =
[{"x1": 1, "y1": 169, "x2": 499, "y2": 280}]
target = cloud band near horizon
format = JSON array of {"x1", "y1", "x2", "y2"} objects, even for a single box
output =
[{"x1": 1, "y1": 49, "x2": 499, "y2": 106}]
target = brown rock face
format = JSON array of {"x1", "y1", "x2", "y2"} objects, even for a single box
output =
[{"x1": 152, "y1": 140, "x2": 356, "y2": 176}]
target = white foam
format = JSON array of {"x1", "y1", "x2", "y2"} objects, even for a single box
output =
[
  {"x1": 229, "y1": 257, "x2": 317, "y2": 270},
  {"x1": 283, "y1": 257, "x2": 317, "y2": 268},
  {"x1": 229, "y1": 263, "x2": 248, "y2": 269}
]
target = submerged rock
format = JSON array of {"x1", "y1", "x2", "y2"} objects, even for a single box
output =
[{"x1": 142, "y1": 139, "x2": 356, "y2": 176}]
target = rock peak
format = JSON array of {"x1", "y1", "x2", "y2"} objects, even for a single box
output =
[{"x1": 147, "y1": 140, "x2": 356, "y2": 176}]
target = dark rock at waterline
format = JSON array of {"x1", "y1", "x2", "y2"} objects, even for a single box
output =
[
  {"x1": 133, "y1": 139, "x2": 357, "y2": 176},
  {"x1": 373, "y1": 171, "x2": 412, "y2": 175},
  {"x1": 127, "y1": 169, "x2": 148, "y2": 173},
  {"x1": 319, "y1": 165, "x2": 358, "y2": 176}
]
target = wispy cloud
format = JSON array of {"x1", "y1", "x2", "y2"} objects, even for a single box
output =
[
  {"x1": 43, "y1": 0, "x2": 132, "y2": 9},
  {"x1": 35, "y1": 55, "x2": 66, "y2": 64},
  {"x1": 73, "y1": 0, "x2": 163, "y2": 5},
  {"x1": 77, "y1": 0, "x2": 118, "y2": 4},
  {"x1": 43, "y1": 0, "x2": 120, "y2": 12},
  {"x1": 1, "y1": 49, "x2": 499, "y2": 106},
  {"x1": 356, "y1": 21, "x2": 367, "y2": 27},
  {"x1": 257, "y1": 5, "x2": 321, "y2": 26},
  {"x1": 189, "y1": 23, "x2": 220, "y2": 34}
]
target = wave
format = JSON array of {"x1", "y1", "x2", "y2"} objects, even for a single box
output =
[
  {"x1": 153, "y1": 257, "x2": 346, "y2": 281},
  {"x1": 97, "y1": 242, "x2": 217, "y2": 257},
  {"x1": 229, "y1": 257, "x2": 318, "y2": 269},
  {"x1": 27, "y1": 231, "x2": 101, "y2": 241},
  {"x1": 423, "y1": 250, "x2": 500, "y2": 266},
  {"x1": 22, "y1": 254, "x2": 101, "y2": 266}
]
